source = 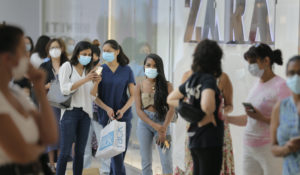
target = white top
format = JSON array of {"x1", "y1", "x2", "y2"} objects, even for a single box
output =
[
  {"x1": 30, "y1": 53, "x2": 44, "y2": 68},
  {"x1": 59, "y1": 62, "x2": 95, "y2": 119},
  {"x1": 0, "y1": 84, "x2": 39, "y2": 165}
]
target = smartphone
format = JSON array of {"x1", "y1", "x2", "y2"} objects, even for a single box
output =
[
  {"x1": 95, "y1": 66, "x2": 103, "y2": 75},
  {"x1": 242, "y1": 102, "x2": 256, "y2": 113}
]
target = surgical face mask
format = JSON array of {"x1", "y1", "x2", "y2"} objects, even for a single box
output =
[
  {"x1": 49, "y1": 48, "x2": 62, "y2": 58},
  {"x1": 25, "y1": 44, "x2": 31, "y2": 52},
  {"x1": 145, "y1": 68, "x2": 158, "y2": 79},
  {"x1": 248, "y1": 63, "x2": 264, "y2": 77},
  {"x1": 286, "y1": 75, "x2": 300, "y2": 94},
  {"x1": 78, "y1": 55, "x2": 91, "y2": 66},
  {"x1": 102, "y1": 52, "x2": 115, "y2": 62},
  {"x1": 12, "y1": 57, "x2": 29, "y2": 80}
]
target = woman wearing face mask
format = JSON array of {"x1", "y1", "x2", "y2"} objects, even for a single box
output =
[
  {"x1": 0, "y1": 25, "x2": 58, "y2": 174},
  {"x1": 135, "y1": 54, "x2": 174, "y2": 175},
  {"x1": 83, "y1": 44, "x2": 111, "y2": 174},
  {"x1": 25, "y1": 36, "x2": 34, "y2": 59},
  {"x1": 94, "y1": 39, "x2": 135, "y2": 175},
  {"x1": 39, "y1": 38, "x2": 68, "y2": 173},
  {"x1": 226, "y1": 43, "x2": 291, "y2": 175},
  {"x1": 30, "y1": 35, "x2": 50, "y2": 68},
  {"x1": 270, "y1": 56, "x2": 300, "y2": 175},
  {"x1": 56, "y1": 41, "x2": 101, "y2": 175}
]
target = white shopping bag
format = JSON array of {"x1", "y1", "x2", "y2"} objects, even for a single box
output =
[{"x1": 96, "y1": 120, "x2": 126, "y2": 159}]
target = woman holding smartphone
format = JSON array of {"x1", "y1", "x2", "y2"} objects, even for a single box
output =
[
  {"x1": 56, "y1": 41, "x2": 100, "y2": 175},
  {"x1": 226, "y1": 43, "x2": 290, "y2": 175},
  {"x1": 135, "y1": 54, "x2": 174, "y2": 175},
  {"x1": 271, "y1": 55, "x2": 300, "y2": 175},
  {"x1": 94, "y1": 40, "x2": 135, "y2": 175}
]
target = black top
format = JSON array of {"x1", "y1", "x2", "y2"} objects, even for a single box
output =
[
  {"x1": 40, "y1": 60, "x2": 56, "y2": 84},
  {"x1": 179, "y1": 72, "x2": 224, "y2": 149}
]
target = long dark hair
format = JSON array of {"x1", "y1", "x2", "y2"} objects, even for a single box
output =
[
  {"x1": 244, "y1": 43, "x2": 283, "y2": 66},
  {"x1": 144, "y1": 54, "x2": 169, "y2": 120},
  {"x1": 70, "y1": 41, "x2": 93, "y2": 73},
  {"x1": 46, "y1": 38, "x2": 68, "y2": 66},
  {"x1": 103, "y1": 39, "x2": 129, "y2": 66},
  {"x1": 33, "y1": 35, "x2": 50, "y2": 59},
  {"x1": 191, "y1": 39, "x2": 223, "y2": 78},
  {"x1": 0, "y1": 25, "x2": 24, "y2": 54}
]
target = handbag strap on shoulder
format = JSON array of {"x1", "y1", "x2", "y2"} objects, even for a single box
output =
[{"x1": 69, "y1": 62, "x2": 73, "y2": 79}]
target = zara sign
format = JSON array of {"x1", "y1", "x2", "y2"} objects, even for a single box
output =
[{"x1": 184, "y1": 0, "x2": 275, "y2": 44}]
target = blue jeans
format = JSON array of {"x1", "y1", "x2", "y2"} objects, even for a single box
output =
[
  {"x1": 83, "y1": 117, "x2": 111, "y2": 173},
  {"x1": 109, "y1": 119, "x2": 132, "y2": 175},
  {"x1": 137, "y1": 110, "x2": 173, "y2": 175},
  {"x1": 56, "y1": 108, "x2": 91, "y2": 175}
]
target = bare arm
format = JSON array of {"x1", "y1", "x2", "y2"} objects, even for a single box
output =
[
  {"x1": 271, "y1": 101, "x2": 290, "y2": 157},
  {"x1": 163, "y1": 83, "x2": 175, "y2": 128},
  {"x1": 221, "y1": 73, "x2": 233, "y2": 114},
  {"x1": 116, "y1": 83, "x2": 135, "y2": 119},
  {"x1": 197, "y1": 89, "x2": 217, "y2": 127},
  {"x1": 226, "y1": 115, "x2": 247, "y2": 126},
  {"x1": 167, "y1": 88, "x2": 184, "y2": 107},
  {"x1": 0, "y1": 114, "x2": 45, "y2": 164}
]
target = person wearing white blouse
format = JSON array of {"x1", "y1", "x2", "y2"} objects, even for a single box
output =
[{"x1": 56, "y1": 41, "x2": 101, "y2": 175}]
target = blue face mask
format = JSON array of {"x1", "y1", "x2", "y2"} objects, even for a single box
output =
[
  {"x1": 286, "y1": 75, "x2": 300, "y2": 94},
  {"x1": 102, "y1": 52, "x2": 115, "y2": 62},
  {"x1": 145, "y1": 68, "x2": 158, "y2": 79},
  {"x1": 78, "y1": 55, "x2": 91, "y2": 66}
]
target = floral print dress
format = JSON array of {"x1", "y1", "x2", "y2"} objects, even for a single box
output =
[{"x1": 174, "y1": 94, "x2": 235, "y2": 175}]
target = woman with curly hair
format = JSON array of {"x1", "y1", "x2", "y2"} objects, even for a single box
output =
[
  {"x1": 135, "y1": 54, "x2": 175, "y2": 175},
  {"x1": 168, "y1": 39, "x2": 224, "y2": 175}
]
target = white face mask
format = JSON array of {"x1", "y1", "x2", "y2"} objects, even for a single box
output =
[
  {"x1": 49, "y1": 48, "x2": 62, "y2": 58},
  {"x1": 12, "y1": 58, "x2": 29, "y2": 80},
  {"x1": 248, "y1": 63, "x2": 264, "y2": 77}
]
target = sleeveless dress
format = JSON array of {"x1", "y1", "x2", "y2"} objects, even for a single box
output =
[{"x1": 277, "y1": 97, "x2": 300, "y2": 175}]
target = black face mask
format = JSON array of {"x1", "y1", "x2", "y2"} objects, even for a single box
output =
[{"x1": 93, "y1": 59, "x2": 100, "y2": 66}]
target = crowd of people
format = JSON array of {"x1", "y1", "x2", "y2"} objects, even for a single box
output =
[{"x1": 0, "y1": 24, "x2": 299, "y2": 175}]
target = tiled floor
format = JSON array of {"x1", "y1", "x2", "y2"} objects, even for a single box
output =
[{"x1": 65, "y1": 144, "x2": 162, "y2": 175}]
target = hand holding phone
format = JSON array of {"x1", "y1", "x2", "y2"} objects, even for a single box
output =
[
  {"x1": 242, "y1": 102, "x2": 256, "y2": 113},
  {"x1": 95, "y1": 66, "x2": 103, "y2": 75}
]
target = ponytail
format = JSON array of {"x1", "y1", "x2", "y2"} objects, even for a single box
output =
[
  {"x1": 117, "y1": 46, "x2": 129, "y2": 66},
  {"x1": 103, "y1": 40, "x2": 130, "y2": 66},
  {"x1": 272, "y1": 49, "x2": 283, "y2": 65},
  {"x1": 244, "y1": 43, "x2": 283, "y2": 66}
]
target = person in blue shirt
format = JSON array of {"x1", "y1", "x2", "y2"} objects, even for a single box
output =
[
  {"x1": 271, "y1": 56, "x2": 300, "y2": 175},
  {"x1": 94, "y1": 39, "x2": 135, "y2": 175}
]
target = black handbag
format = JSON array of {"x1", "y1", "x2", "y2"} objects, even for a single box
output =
[{"x1": 176, "y1": 99, "x2": 206, "y2": 123}]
